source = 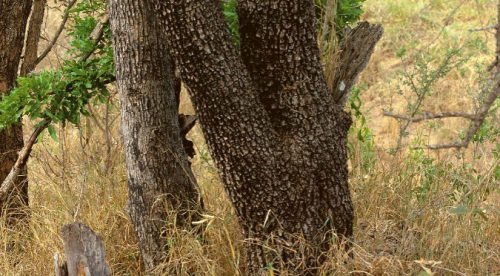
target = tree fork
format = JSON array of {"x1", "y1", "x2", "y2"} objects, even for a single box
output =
[{"x1": 153, "y1": 0, "x2": 357, "y2": 273}]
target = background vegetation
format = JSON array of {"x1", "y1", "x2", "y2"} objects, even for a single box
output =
[{"x1": 0, "y1": 0, "x2": 498, "y2": 275}]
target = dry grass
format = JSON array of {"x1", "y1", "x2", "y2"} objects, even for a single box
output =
[{"x1": 1, "y1": 0, "x2": 499, "y2": 275}]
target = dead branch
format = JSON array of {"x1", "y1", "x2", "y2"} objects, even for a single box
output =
[
  {"x1": 387, "y1": 74, "x2": 499, "y2": 150},
  {"x1": 469, "y1": 24, "x2": 498, "y2": 33},
  {"x1": 423, "y1": 1, "x2": 500, "y2": 150},
  {"x1": 35, "y1": 0, "x2": 77, "y2": 66},
  {"x1": 0, "y1": 121, "x2": 49, "y2": 202},
  {"x1": 383, "y1": 111, "x2": 478, "y2": 122},
  {"x1": 427, "y1": 77, "x2": 500, "y2": 150},
  {"x1": 333, "y1": 22, "x2": 384, "y2": 105}
]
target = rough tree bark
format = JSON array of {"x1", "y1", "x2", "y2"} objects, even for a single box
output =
[
  {"x1": 109, "y1": 0, "x2": 202, "y2": 271},
  {"x1": 0, "y1": 0, "x2": 33, "y2": 223},
  {"x1": 20, "y1": 0, "x2": 47, "y2": 77},
  {"x1": 55, "y1": 222, "x2": 111, "y2": 276},
  {"x1": 152, "y1": 0, "x2": 359, "y2": 273}
]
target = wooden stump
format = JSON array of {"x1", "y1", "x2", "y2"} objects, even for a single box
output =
[{"x1": 55, "y1": 222, "x2": 110, "y2": 276}]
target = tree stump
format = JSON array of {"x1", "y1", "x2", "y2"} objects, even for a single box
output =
[{"x1": 55, "y1": 222, "x2": 110, "y2": 276}]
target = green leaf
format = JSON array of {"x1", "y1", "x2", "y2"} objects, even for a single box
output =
[
  {"x1": 450, "y1": 205, "x2": 469, "y2": 215},
  {"x1": 48, "y1": 125, "x2": 58, "y2": 142}
]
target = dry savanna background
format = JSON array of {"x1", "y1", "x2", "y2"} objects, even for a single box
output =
[{"x1": 1, "y1": 0, "x2": 499, "y2": 275}]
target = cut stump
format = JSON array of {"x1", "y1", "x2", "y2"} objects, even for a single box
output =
[{"x1": 55, "y1": 222, "x2": 110, "y2": 276}]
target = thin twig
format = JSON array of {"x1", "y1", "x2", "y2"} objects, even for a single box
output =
[
  {"x1": 391, "y1": 75, "x2": 499, "y2": 150},
  {"x1": 35, "y1": 0, "x2": 77, "y2": 66},
  {"x1": 383, "y1": 111, "x2": 478, "y2": 122},
  {"x1": 469, "y1": 24, "x2": 498, "y2": 32},
  {"x1": 424, "y1": 1, "x2": 500, "y2": 150}
]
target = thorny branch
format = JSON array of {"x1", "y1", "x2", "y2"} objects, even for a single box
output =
[
  {"x1": 386, "y1": 1, "x2": 500, "y2": 151},
  {"x1": 385, "y1": 64, "x2": 499, "y2": 151},
  {"x1": 427, "y1": 76, "x2": 499, "y2": 150},
  {"x1": 469, "y1": 24, "x2": 498, "y2": 33},
  {"x1": 391, "y1": 50, "x2": 466, "y2": 152},
  {"x1": 383, "y1": 111, "x2": 478, "y2": 122}
]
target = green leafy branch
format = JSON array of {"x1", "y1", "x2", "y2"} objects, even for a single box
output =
[
  {"x1": 0, "y1": 0, "x2": 113, "y2": 133},
  {"x1": 0, "y1": 0, "x2": 114, "y2": 197}
]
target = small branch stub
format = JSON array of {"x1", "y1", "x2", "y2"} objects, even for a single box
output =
[{"x1": 333, "y1": 22, "x2": 384, "y2": 105}]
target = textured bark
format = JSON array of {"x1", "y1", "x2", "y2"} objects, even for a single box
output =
[
  {"x1": 20, "y1": 0, "x2": 47, "y2": 76},
  {"x1": 331, "y1": 22, "x2": 384, "y2": 105},
  {"x1": 58, "y1": 222, "x2": 110, "y2": 276},
  {"x1": 109, "y1": 0, "x2": 202, "y2": 271},
  {"x1": 0, "y1": 0, "x2": 33, "y2": 223},
  {"x1": 153, "y1": 0, "x2": 355, "y2": 273}
]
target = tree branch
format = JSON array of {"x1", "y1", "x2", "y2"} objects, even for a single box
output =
[
  {"x1": 0, "y1": 120, "x2": 49, "y2": 202},
  {"x1": 0, "y1": 16, "x2": 111, "y2": 199},
  {"x1": 468, "y1": 24, "x2": 498, "y2": 33},
  {"x1": 426, "y1": 76, "x2": 500, "y2": 150},
  {"x1": 383, "y1": 111, "x2": 478, "y2": 122},
  {"x1": 333, "y1": 22, "x2": 384, "y2": 105},
  {"x1": 35, "y1": 0, "x2": 77, "y2": 66},
  {"x1": 80, "y1": 14, "x2": 109, "y2": 61},
  {"x1": 423, "y1": 1, "x2": 500, "y2": 150}
]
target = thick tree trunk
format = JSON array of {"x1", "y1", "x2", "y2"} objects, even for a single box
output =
[
  {"x1": 0, "y1": 0, "x2": 33, "y2": 223},
  {"x1": 109, "y1": 0, "x2": 202, "y2": 271},
  {"x1": 153, "y1": 0, "x2": 354, "y2": 273}
]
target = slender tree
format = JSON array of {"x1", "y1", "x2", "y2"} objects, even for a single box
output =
[
  {"x1": 152, "y1": 0, "x2": 358, "y2": 273},
  {"x1": 0, "y1": 0, "x2": 33, "y2": 223},
  {"x1": 109, "y1": 0, "x2": 202, "y2": 271}
]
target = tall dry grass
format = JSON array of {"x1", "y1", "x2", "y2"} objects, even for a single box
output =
[{"x1": 1, "y1": 102, "x2": 497, "y2": 275}]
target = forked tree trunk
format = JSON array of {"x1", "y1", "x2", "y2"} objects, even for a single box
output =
[
  {"x1": 153, "y1": 0, "x2": 354, "y2": 273},
  {"x1": 0, "y1": 0, "x2": 33, "y2": 224},
  {"x1": 109, "y1": 0, "x2": 202, "y2": 271}
]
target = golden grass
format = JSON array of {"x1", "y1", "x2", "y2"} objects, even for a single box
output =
[
  {"x1": 1, "y1": 0, "x2": 499, "y2": 275},
  {"x1": 1, "y1": 108, "x2": 497, "y2": 275}
]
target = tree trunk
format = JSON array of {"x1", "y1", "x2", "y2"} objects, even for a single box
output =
[
  {"x1": 109, "y1": 0, "x2": 202, "y2": 271},
  {"x1": 20, "y1": 0, "x2": 47, "y2": 77},
  {"x1": 0, "y1": 0, "x2": 33, "y2": 224},
  {"x1": 153, "y1": 0, "x2": 354, "y2": 273}
]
